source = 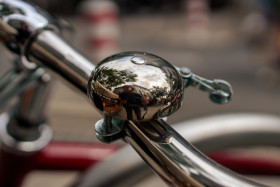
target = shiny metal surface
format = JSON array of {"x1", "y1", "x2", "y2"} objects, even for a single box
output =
[
  {"x1": 15, "y1": 72, "x2": 52, "y2": 125},
  {"x1": 95, "y1": 116, "x2": 125, "y2": 143},
  {"x1": 89, "y1": 51, "x2": 183, "y2": 121},
  {"x1": 0, "y1": 0, "x2": 95, "y2": 94},
  {"x1": 0, "y1": 1, "x2": 269, "y2": 186},
  {"x1": 0, "y1": 0, "x2": 57, "y2": 69},
  {"x1": 77, "y1": 113, "x2": 280, "y2": 187},
  {"x1": 1, "y1": 69, "x2": 53, "y2": 146},
  {"x1": 28, "y1": 30, "x2": 95, "y2": 94},
  {"x1": 0, "y1": 113, "x2": 52, "y2": 153},
  {"x1": 124, "y1": 119, "x2": 264, "y2": 187}
]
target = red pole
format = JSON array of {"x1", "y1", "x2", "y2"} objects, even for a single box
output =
[
  {"x1": 79, "y1": 0, "x2": 120, "y2": 62},
  {"x1": 185, "y1": 0, "x2": 210, "y2": 46}
]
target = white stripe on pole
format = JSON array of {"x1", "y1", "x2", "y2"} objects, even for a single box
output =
[
  {"x1": 185, "y1": 0, "x2": 210, "y2": 46},
  {"x1": 79, "y1": 0, "x2": 120, "y2": 62}
]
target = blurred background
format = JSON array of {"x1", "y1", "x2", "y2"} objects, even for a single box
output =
[
  {"x1": 1, "y1": 0, "x2": 280, "y2": 186},
  {"x1": 19, "y1": 0, "x2": 280, "y2": 140}
]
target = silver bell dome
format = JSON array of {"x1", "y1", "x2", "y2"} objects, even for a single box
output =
[{"x1": 88, "y1": 51, "x2": 183, "y2": 121}]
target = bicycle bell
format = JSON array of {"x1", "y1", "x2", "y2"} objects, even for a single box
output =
[{"x1": 88, "y1": 51, "x2": 184, "y2": 121}]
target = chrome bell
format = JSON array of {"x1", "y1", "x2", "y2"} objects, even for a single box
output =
[{"x1": 88, "y1": 51, "x2": 184, "y2": 121}]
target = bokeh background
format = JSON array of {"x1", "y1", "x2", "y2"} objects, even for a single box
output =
[
  {"x1": 1, "y1": 0, "x2": 280, "y2": 186},
  {"x1": 22, "y1": 0, "x2": 280, "y2": 140}
]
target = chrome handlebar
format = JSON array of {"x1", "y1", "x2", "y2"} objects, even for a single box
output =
[
  {"x1": 0, "y1": 0, "x2": 265, "y2": 186},
  {"x1": 27, "y1": 30, "x2": 94, "y2": 94},
  {"x1": 0, "y1": 0, "x2": 94, "y2": 94},
  {"x1": 125, "y1": 119, "x2": 261, "y2": 187}
]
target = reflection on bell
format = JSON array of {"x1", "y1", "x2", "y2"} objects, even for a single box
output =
[{"x1": 88, "y1": 51, "x2": 184, "y2": 121}]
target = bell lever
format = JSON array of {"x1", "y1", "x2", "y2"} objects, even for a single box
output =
[{"x1": 179, "y1": 67, "x2": 232, "y2": 104}]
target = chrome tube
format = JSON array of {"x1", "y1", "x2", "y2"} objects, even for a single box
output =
[
  {"x1": 124, "y1": 119, "x2": 264, "y2": 187},
  {"x1": 15, "y1": 72, "x2": 52, "y2": 124},
  {"x1": 0, "y1": 68, "x2": 46, "y2": 107},
  {"x1": 27, "y1": 30, "x2": 95, "y2": 95},
  {"x1": 0, "y1": 0, "x2": 95, "y2": 95},
  {"x1": 76, "y1": 113, "x2": 280, "y2": 187},
  {"x1": 0, "y1": 113, "x2": 52, "y2": 153}
]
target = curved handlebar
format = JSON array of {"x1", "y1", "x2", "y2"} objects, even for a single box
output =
[
  {"x1": 0, "y1": 0, "x2": 267, "y2": 186},
  {"x1": 27, "y1": 30, "x2": 95, "y2": 94},
  {"x1": 0, "y1": 0, "x2": 95, "y2": 94},
  {"x1": 124, "y1": 119, "x2": 264, "y2": 187}
]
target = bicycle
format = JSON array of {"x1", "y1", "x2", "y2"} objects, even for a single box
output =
[{"x1": 1, "y1": 1, "x2": 280, "y2": 187}]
